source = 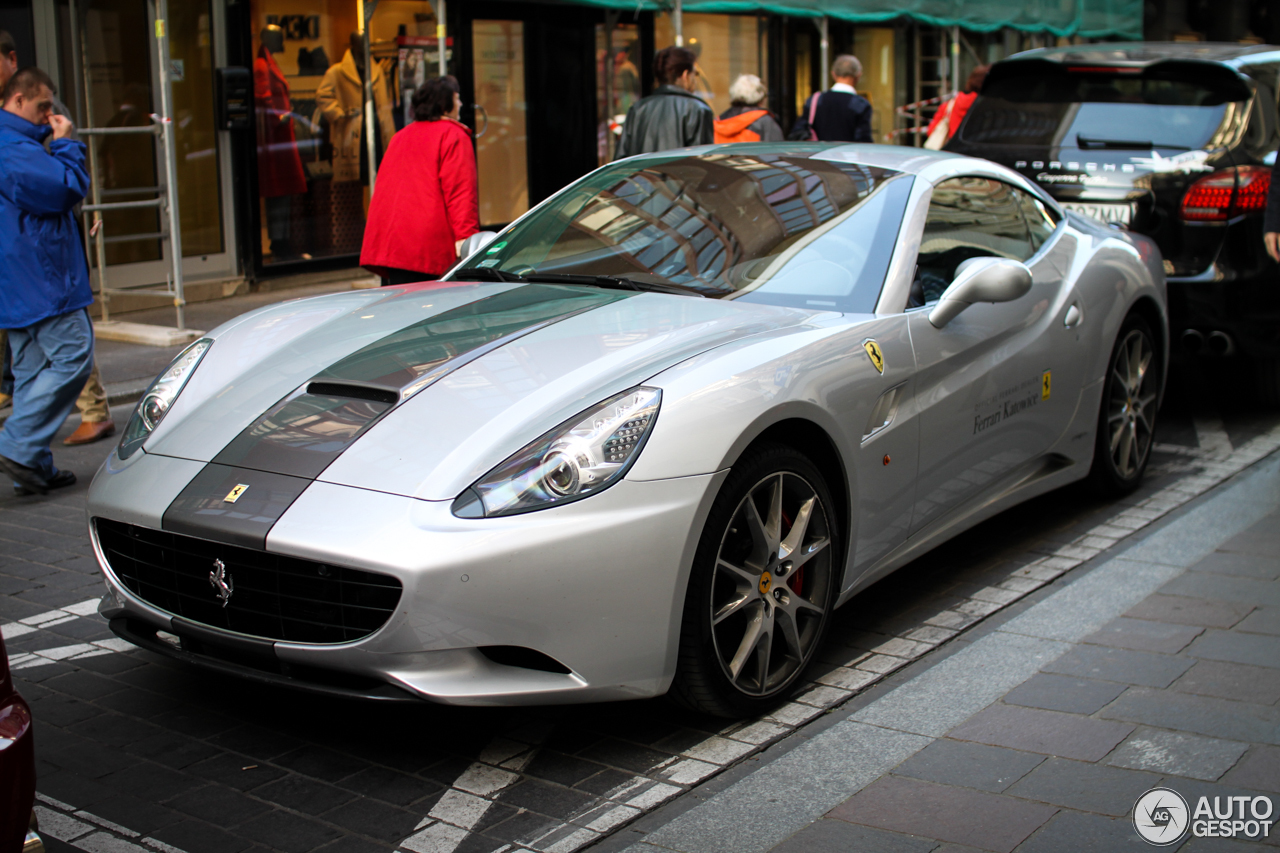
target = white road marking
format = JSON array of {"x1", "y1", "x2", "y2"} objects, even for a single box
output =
[
  {"x1": 1194, "y1": 416, "x2": 1234, "y2": 459},
  {"x1": 33, "y1": 794, "x2": 191, "y2": 853},
  {"x1": 1, "y1": 597, "x2": 101, "y2": 640}
]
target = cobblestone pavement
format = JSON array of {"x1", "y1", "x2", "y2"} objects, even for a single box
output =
[
  {"x1": 604, "y1": 451, "x2": 1280, "y2": 853},
  {"x1": 3, "y1": 363, "x2": 1278, "y2": 853}
]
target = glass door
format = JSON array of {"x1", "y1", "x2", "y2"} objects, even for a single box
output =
[
  {"x1": 471, "y1": 20, "x2": 527, "y2": 227},
  {"x1": 60, "y1": 0, "x2": 233, "y2": 292}
]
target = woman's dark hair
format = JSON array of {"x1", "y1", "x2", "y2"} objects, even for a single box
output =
[
  {"x1": 965, "y1": 64, "x2": 991, "y2": 94},
  {"x1": 653, "y1": 46, "x2": 697, "y2": 86},
  {"x1": 413, "y1": 75, "x2": 460, "y2": 121}
]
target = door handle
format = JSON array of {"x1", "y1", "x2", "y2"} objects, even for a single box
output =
[
  {"x1": 1063, "y1": 302, "x2": 1082, "y2": 329},
  {"x1": 472, "y1": 104, "x2": 489, "y2": 138}
]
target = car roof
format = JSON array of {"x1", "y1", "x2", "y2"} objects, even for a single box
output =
[
  {"x1": 622, "y1": 142, "x2": 972, "y2": 177},
  {"x1": 1007, "y1": 41, "x2": 1280, "y2": 70}
]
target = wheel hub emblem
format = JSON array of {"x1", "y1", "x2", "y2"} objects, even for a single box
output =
[
  {"x1": 209, "y1": 558, "x2": 233, "y2": 607},
  {"x1": 758, "y1": 571, "x2": 772, "y2": 594}
]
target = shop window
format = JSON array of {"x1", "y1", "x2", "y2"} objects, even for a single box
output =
[
  {"x1": 248, "y1": 0, "x2": 448, "y2": 266},
  {"x1": 596, "y1": 22, "x2": 642, "y2": 165},
  {"x1": 655, "y1": 13, "x2": 768, "y2": 119}
]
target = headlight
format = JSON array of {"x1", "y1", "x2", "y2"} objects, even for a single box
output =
[
  {"x1": 118, "y1": 338, "x2": 213, "y2": 459},
  {"x1": 452, "y1": 386, "x2": 661, "y2": 517}
]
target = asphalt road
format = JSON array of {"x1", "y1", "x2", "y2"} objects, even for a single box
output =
[{"x1": 3, "y1": 356, "x2": 1277, "y2": 853}]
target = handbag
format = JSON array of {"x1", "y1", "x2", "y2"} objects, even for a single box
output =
[{"x1": 924, "y1": 100, "x2": 952, "y2": 150}]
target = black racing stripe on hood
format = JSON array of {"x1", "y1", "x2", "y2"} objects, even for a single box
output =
[
  {"x1": 163, "y1": 465, "x2": 311, "y2": 550},
  {"x1": 161, "y1": 285, "x2": 633, "y2": 548},
  {"x1": 210, "y1": 284, "x2": 633, "y2": 481}
]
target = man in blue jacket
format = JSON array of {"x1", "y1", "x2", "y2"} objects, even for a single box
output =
[{"x1": 0, "y1": 67, "x2": 95, "y2": 495}]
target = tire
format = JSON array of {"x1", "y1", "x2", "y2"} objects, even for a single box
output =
[
  {"x1": 670, "y1": 444, "x2": 841, "y2": 718},
  {"x1": 1087, "y1": 313, "x2": 1162, "y2": 496}
]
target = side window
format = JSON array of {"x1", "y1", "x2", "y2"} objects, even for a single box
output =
[
  {"x1": 911, "y1": 177, "x2": 1034, "y2": 307},
  {"x1": 1018, "y1": 190, "x2": 1060, "y2": 251}
]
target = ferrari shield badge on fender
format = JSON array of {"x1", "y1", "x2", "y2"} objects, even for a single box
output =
[
  {"x1": 224, "y1": 484, "x2": 249, "y2": 503},
  {"x1": 863, "y1": 340, "x2": 885, "y2": 374}
]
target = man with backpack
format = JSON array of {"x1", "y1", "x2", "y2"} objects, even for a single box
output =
[
  {"x1": 715, "y1": 74, "x2": 783, "y2": 144},
  {"x1": 789, "y1": 54, "x2": 872, "y2": 143}
]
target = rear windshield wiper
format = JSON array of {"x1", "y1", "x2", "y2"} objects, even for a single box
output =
[
  {"x1": 1076, "y1": 134, "x2": 1189, "y2": 151},
  {"x1": 453, "y1": 267, "x2": 528, "y2": 282},
  {"x1": 523, "y1": 273, "x2": 706, "y2": 298}
]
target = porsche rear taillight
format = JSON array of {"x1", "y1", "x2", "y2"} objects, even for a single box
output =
[{"x1": 1180, "y1": 166, "x2": 1271, "y2": 221}]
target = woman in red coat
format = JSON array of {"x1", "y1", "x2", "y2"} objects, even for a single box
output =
[{"x1": 361, "y1": 75, "x2": 479, "y2": 285}]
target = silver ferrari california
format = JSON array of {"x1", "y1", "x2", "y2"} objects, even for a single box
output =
[{"x1": 88, "y1": 144, "x2": 1167, "y2": 717}]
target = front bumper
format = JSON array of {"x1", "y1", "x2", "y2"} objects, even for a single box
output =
[{"x1": 89, "y1": 449, "x2": 723, "y2": 706}]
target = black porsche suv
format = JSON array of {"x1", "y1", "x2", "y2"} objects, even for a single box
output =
[{"x1": 947, "y1": 43, "x2": 1280, "y2": 403}]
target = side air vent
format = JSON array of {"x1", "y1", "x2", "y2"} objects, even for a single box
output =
[
  {"x1": 479, "y1": 646, "x2": 573, "y2": 674},
  {"x1": 306, "y1": 382, "x2": 399, "y2": 405}
]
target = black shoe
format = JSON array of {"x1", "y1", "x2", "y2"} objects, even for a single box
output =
[
  {"x1": 0, "y1": 453, "x2": 48, "y2": 495},
  {"x1": 13, "y1": 468, "x2": 75, "y2": 496}
]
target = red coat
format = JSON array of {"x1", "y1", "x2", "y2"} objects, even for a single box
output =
[
  {"x1": 926, "y1": 91, "x2": 978, "y2": 143},
  {"x1": 254, "y1": 46, "x2": 307, "y2": 198},
  {"x1": 361, "y1": 118, "x2": 480, "y2": 276}
]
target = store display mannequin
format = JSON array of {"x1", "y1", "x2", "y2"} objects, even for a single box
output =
[
  {"x1": 255, "y1": 23, "x2": 307, "y2": 260},
  {"x1": 315, "y1": 31, "x2": 396, "y2": 184}
]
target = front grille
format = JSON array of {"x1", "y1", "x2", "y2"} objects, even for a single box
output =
[{"x1": 96, "y1": 518, "x2": 402, "y2": 644}]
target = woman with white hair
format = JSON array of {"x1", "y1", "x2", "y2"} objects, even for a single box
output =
[{"x1": 714, "y1": 74, "x2": 783, "y2": 143}]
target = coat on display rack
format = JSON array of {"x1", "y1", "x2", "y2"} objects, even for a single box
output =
[{"x1": 314, "y1": 33, "x2": 397, "y2": 184}]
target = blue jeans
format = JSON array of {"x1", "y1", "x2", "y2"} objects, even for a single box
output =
[{"x1": 0, "y1": 309, "x2": 94, "y2": 478}]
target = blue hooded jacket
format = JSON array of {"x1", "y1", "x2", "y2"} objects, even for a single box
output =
[{"x1": 0, "y1": 108, "x2": 93, "y2": 329}]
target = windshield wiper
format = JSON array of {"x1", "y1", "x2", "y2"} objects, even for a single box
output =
[
  {"x1": 1076, "y1": 134, "x2": 1190, "y2": 151},
  {"x1": 453, "y1": 267, "x2": 528, "y2": 282},
  {"x1": 523, "y1": 273, "x2": 706, "y2": 298}
]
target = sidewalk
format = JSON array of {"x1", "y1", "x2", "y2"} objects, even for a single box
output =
[{"x1": 604, "y1": 454, "x2": 1280, "y2": 853}]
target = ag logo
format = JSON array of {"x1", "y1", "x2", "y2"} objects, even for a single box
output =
[
  {"x1": 224, "y1": 484, "x2": 249, "y2": 503},
  {"x1": 1041, "y1": 370, "x2": 1052, "y2": 400},
  {"x1": 1134, "y1": 787, "x2": 1189, "y2": 845},
  {"x1": 758, "y1": 571, "x2": 772, "y2": 595},
  {"x1": 863, "y1": 340, "x2": 885, "y2": 374}
]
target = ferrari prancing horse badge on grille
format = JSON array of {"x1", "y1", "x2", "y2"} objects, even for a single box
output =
[
  {"x1": 209, "y1": 558, "x2": 233, "y2": 607},
  {"x1": 224, "y1": 484, "x2": 249, "y2": 503},
  {"x1": 863, "y1": 340, "x2": 885, "y2": 374}
]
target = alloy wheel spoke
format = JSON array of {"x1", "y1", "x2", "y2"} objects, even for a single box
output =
[
  {"x1": 1118, "y1": 423, "x2": 1134, "y2": 474},
  {"x1": 728, "y1": 611, "x2": 766, "y2": 681},
  {"x1": 717, "y1": 557, "x2": 760, "y2": 588},
  {"x1": 764, "y1": 475, "x2": 784, "y2": 556},
  {"x1": 778, "y1": 496, "x2": 816, "y2": 561},
  {"x1": 774, "y1": 607, "x2": 804, "y2": 661},
  {"x1": 713, "y1": 591, "x2": 757, "y2": 626},
  {"x1": 743, "y1": 499, "x2": 772, "y2": 570},
  {"x1": 789, "y1": 536, "x2": 830, "y2": 573},
  {"x1": 754, "y1": 621, "x2": 773, "y2": 688}
]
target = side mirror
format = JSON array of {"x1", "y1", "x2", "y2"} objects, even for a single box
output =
[
  {"x1": 458, "y1": 231, "x2": 500, "y2": 259},
  {"x1": 928, "y1": 257, "x2": 1033, "y2": 328}
]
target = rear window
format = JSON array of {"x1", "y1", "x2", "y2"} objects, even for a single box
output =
[{"x1": 960, "y1": 60, "x2": 1247, "y2": 149}]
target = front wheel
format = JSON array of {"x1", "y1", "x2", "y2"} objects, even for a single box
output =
[
  {"x1": 670, "y1": 444, "x2": 840, "y2": 718},
  {"x1": 1088, "y1": 314, "x2": 1161, "y2": 496}
]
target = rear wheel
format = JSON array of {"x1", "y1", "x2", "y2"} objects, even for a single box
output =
[
  {"x1": 1088, "y1": 314, "x2": 1161, "y2": 496},
  {"x1": 671, "y1": 444, "x2": 840, "y2": 718}
]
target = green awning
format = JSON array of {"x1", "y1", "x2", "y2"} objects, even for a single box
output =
[{"x1": 568, "y1": 0, "x2": 1142, "y2": 40}]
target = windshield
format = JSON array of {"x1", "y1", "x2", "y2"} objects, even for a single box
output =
[
  {"x1": 448, "y1": 150, "x2": 911, "y2": 314},
  {"x1": 961, "y1": 66, "x2": 1239, "y2": 149}
]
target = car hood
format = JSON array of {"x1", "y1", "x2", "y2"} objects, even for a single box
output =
[{"x1": 145, "y1": 281, "x2": 824, "y2": 501}]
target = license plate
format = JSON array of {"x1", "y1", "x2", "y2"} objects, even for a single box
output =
[{"x1": 1061, "y1": 202, "x2": 1133, "y2": 226}]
